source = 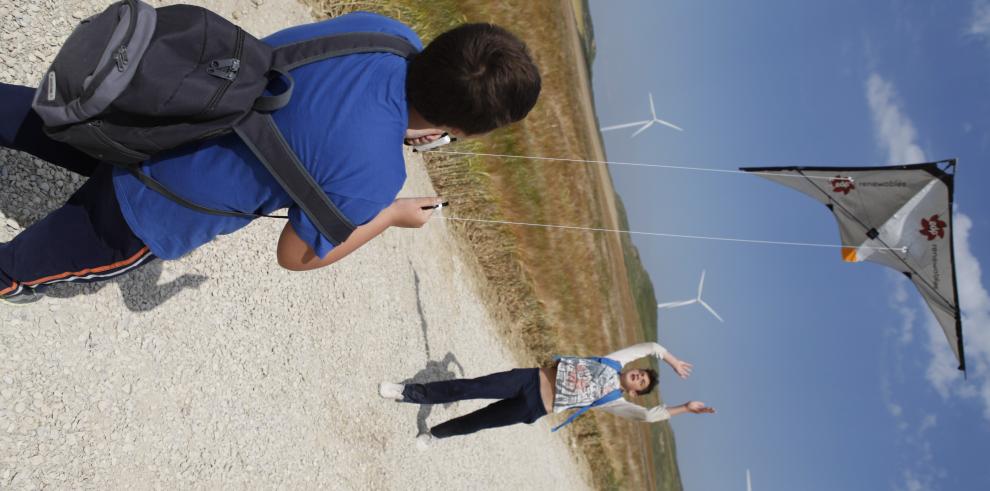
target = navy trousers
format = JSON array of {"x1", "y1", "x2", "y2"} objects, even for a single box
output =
[
  {"x1": 401, "y1": 368, "x2": 548, "y2": 439},
  {"x1": 0, "y1": 83, "x2": 154, "y2": 298}
]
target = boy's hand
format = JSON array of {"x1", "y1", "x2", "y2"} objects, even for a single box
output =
[
  {"x1": 404, "y1": 128, "x2": 446, "y2": 147},
  {"x1": 685, "y1": 401, "x2": 715, "y2": 414},
  {"x1": 666, "y1": 354, "x2": 693, "y2": 379},
  {"x1": 388, "y1": 197, "x2": 443, "y2": 228}
]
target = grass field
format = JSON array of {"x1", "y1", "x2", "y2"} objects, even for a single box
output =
[
  {"x1": 571, "y1": 0, "x2": 597, "y2": 76},
  {"x1": 306, "y1": 1, "x2": 681, "y2": 489}
]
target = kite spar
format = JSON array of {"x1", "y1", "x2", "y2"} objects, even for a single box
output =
[{"x1": 741, "y1": 160, "x2": 965, "y2": 371}]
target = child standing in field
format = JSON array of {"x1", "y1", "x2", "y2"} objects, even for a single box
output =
[
  {"x1": 379, "y1": 342, "x2": 714, "y2": 448},
  {"x1": 0, "y1": 12, "x2": 541, "y2": 305}
]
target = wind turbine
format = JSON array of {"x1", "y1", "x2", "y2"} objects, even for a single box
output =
[
  {"x1": 656, "y1": 270, "x2": 723, "y2": 322},
  {"x1": 600, "y1": 92, "x2": 684, "y2": 138},
  {"x1": 746, "y1": 469, "x2": 752, "y2": 491}
]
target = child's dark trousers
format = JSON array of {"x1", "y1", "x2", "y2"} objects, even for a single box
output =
[
  {"x1": 401, "y1": 368, "x2": 548, "y2": 438},
  {"x1": 0, "y1": 83, "x2": 153, "y2": 298}
]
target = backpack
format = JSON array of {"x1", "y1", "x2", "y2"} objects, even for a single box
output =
[
  {"x1": 31, "y1": 0, "x2": 418, "y2": 245},
  {"x1": 550, "y1": 356, "x2": 624, "y2": 432}
]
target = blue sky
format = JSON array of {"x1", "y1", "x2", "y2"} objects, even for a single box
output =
[{"x1": 586, "y1": 1, "x2": 990, "y2": 490}]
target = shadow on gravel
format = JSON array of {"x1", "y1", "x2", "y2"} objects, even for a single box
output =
[
  {"x1": 400, "y1": 267, "x2": 465, "y2": 435},
  {"x1": 1, "y1": 151, "x2": 209, "y2": 311},
  {"x1": 42, "y1": 260, "x2": 209, "y2": 312}
]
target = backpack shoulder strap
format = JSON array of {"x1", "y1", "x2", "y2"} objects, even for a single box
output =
[
  {"x1": 127, "y1": 166, "x2": 282, "y2": 221},
  {"x1": 255, "y1": 32, "x2": 419, "y2": 113},
  {"x1": 233, "y1": 111, "x2": 355, "y2": 245},
  {"x1": 271, "y1": 31, "x2": 418, "y2": 71},
  {"x1": 238, "y1": 32, "x2": 420, "y2": 245}
]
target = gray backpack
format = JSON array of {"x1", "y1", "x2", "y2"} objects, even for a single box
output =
[{"x1": 32, "y1": 0, "x2": 418, "y2": 245}]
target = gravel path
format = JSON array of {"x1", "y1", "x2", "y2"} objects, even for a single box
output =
[{"x1": 0, "y1": 1, "x2": 591, "y2": 488}]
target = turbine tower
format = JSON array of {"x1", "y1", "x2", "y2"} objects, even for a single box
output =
[
  {"x1": 747, "y1": 469, "x2": 752, "y2": 491},
  {"x1": 601, "y1": 92, "x2": 683, "y2": 138},
  {"x1": 656, "y1": 270, "x2": 723, "y2": 322}
]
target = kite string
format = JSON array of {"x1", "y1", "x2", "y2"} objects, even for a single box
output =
[
  {"x1": 421, "y1": 148, "x2": 874, "y2": 249},
  {"x1": 432, "y1": 215, "x2": 906, "y2": 252},
  {"x1": 424, "y1": 149, "x2": 852, "y2": 182}
]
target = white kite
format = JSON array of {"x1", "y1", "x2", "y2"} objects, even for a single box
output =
[{"x1": 741, "y1": 160, "x2": 965, "y2": 371}]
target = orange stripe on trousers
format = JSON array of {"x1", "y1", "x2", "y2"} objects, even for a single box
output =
[
  {"x1": 23, "y1": 246, "x2": 151, "y2": 286},
  {"x1": 0, "y1": 281, "x2": 19, "y2": 296}
]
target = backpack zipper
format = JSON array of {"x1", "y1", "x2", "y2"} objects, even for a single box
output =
[
  {"x1": 88, "y1": 120, "x2": 149, "y2": 162},
  {"x1": 203, "y1": 27, "x2": 245, "y2": 114},
  {"x1": 81, "y1": 0, "x2": 141, "y2": 101}
]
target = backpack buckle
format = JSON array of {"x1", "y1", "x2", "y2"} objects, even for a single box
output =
[{"x1": 208, "y1": 58, "x2": 241, "y2": 81}]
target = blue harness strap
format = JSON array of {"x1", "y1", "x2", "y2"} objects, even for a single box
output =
[
  {"x1": 551, "y1": 355, "x2": 621, "y2": 372},
  {"x1": 550, "y1": 356, "x2": 623, "y2": 432},
  {"x1": 590, "y1": 357, "x2": 622, "y2": 372}
]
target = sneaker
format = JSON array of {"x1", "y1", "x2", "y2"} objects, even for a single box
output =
[
  {"x1": 0, "y1": 287, "x2": 44, "y2": 306},
  {"x1": 416, "y1": 432, "x2": 434, "y2": 451},
  {"x1": 378, "y1": 383, "x2": 405, "y2": 401}
]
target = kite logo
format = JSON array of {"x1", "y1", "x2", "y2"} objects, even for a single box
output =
[
  {"x1": 919, "y1": 214, "x2": 947, "y2": 241},
  {"x1": 830, "y1": 176, "x2": 855, "y2": 195}
]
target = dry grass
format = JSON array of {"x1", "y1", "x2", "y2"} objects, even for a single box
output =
[{"x1": 304, "y1": 1, "x2": 670, "y2": 489}]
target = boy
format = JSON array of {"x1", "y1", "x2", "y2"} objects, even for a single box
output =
[
  {"x1": 0, "y1": 12, "x2": 541, "y2": 304},
  {"x1": 379, "y1": 342, "x2": 714, "y2": 449}
]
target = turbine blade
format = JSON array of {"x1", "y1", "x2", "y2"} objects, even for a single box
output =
[
  {"x1": 654, "y1": 118, "x2": 684, "y2": 132},
  {"x1": 697, "y1": 270, "x2": 706, "y2": 299},
  {"x1": 657, "y1": 299, "x2": 697, "y2": 309},
  {"x1": 699, "y1": 300, "x2": 724, "y2": 322},
  {"x1": 600, "y1": 120, "x2": 651, "y2": 131},
  {"x1": 648, "y1": 92, "x2": 657, "y2": 119},
  {"x1": 630, "y1": 121, "x2": 653, "y2": 138}
]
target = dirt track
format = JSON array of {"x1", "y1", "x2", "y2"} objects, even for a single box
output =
[{"x1": 0, "y1": 1, "x2": 590, "y2": 488}]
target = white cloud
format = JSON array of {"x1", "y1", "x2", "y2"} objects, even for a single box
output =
[
  {"x1": 967, "y1": 1, "x2": 990, "y2": 48},
  {"x1": 881, "y1": 364, "x2": 944, "y2": 490},
  {"x1": 865, "y1": 75, "x2": 990, "y2": 420},
  {"x1": 865, "y1": 73, "x2": 926, "y2": 164},
  {"x1": 925, "y1": 311, "x2": 960, "y2": 399},
  {"x1": 925, "y1": 212, "x2": 990, "y2": 419},
  {"x1": 888, "y1": 402, "x2": 904, "y2": 417},
  {"x1": 900, "y1": 468, "x2": 936, "y2": 491},
  {"x1": 864, "y1": 73, "x2": 990, "y2": 490},
  {"x1": 890, "y1": 277, "x2": 917, "y2": 344}
]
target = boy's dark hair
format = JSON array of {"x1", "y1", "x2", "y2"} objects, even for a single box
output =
[
  {"x1": 407, "y1": 23, "x2": 541, "y2": 135},
  {"x1": 641, "y1": 368, "x2": 659, "y2": 396}
]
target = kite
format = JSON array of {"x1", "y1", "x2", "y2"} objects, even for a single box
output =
[{"x1": 741, "y1": 160, "x2": 965, "y2": 371}]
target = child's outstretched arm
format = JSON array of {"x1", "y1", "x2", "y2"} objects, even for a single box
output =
[
  {"x1": 666, "y1": 401, "x2": 715, "y2": 416},
  {"x1": 276, "y1": 197, "x2": 442, "y2": 271},
  {"x1": 662, "y1": 352, "x2": 693, "y2": 379},
  {"x1": 599, "y1": 398, "x2": 715, "y2": 422},
  {"x1": 604, "y1": 342, "x2": 692, "y2": 379}
]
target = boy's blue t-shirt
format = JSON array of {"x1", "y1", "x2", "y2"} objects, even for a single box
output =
[{"x1": 112, "y1": 13, "x2": 422, "y2": 260}]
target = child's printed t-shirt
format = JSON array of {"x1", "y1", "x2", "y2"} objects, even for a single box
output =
[{"x1": 553, "y1": 357, "x2": 621, "y2": 413}]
